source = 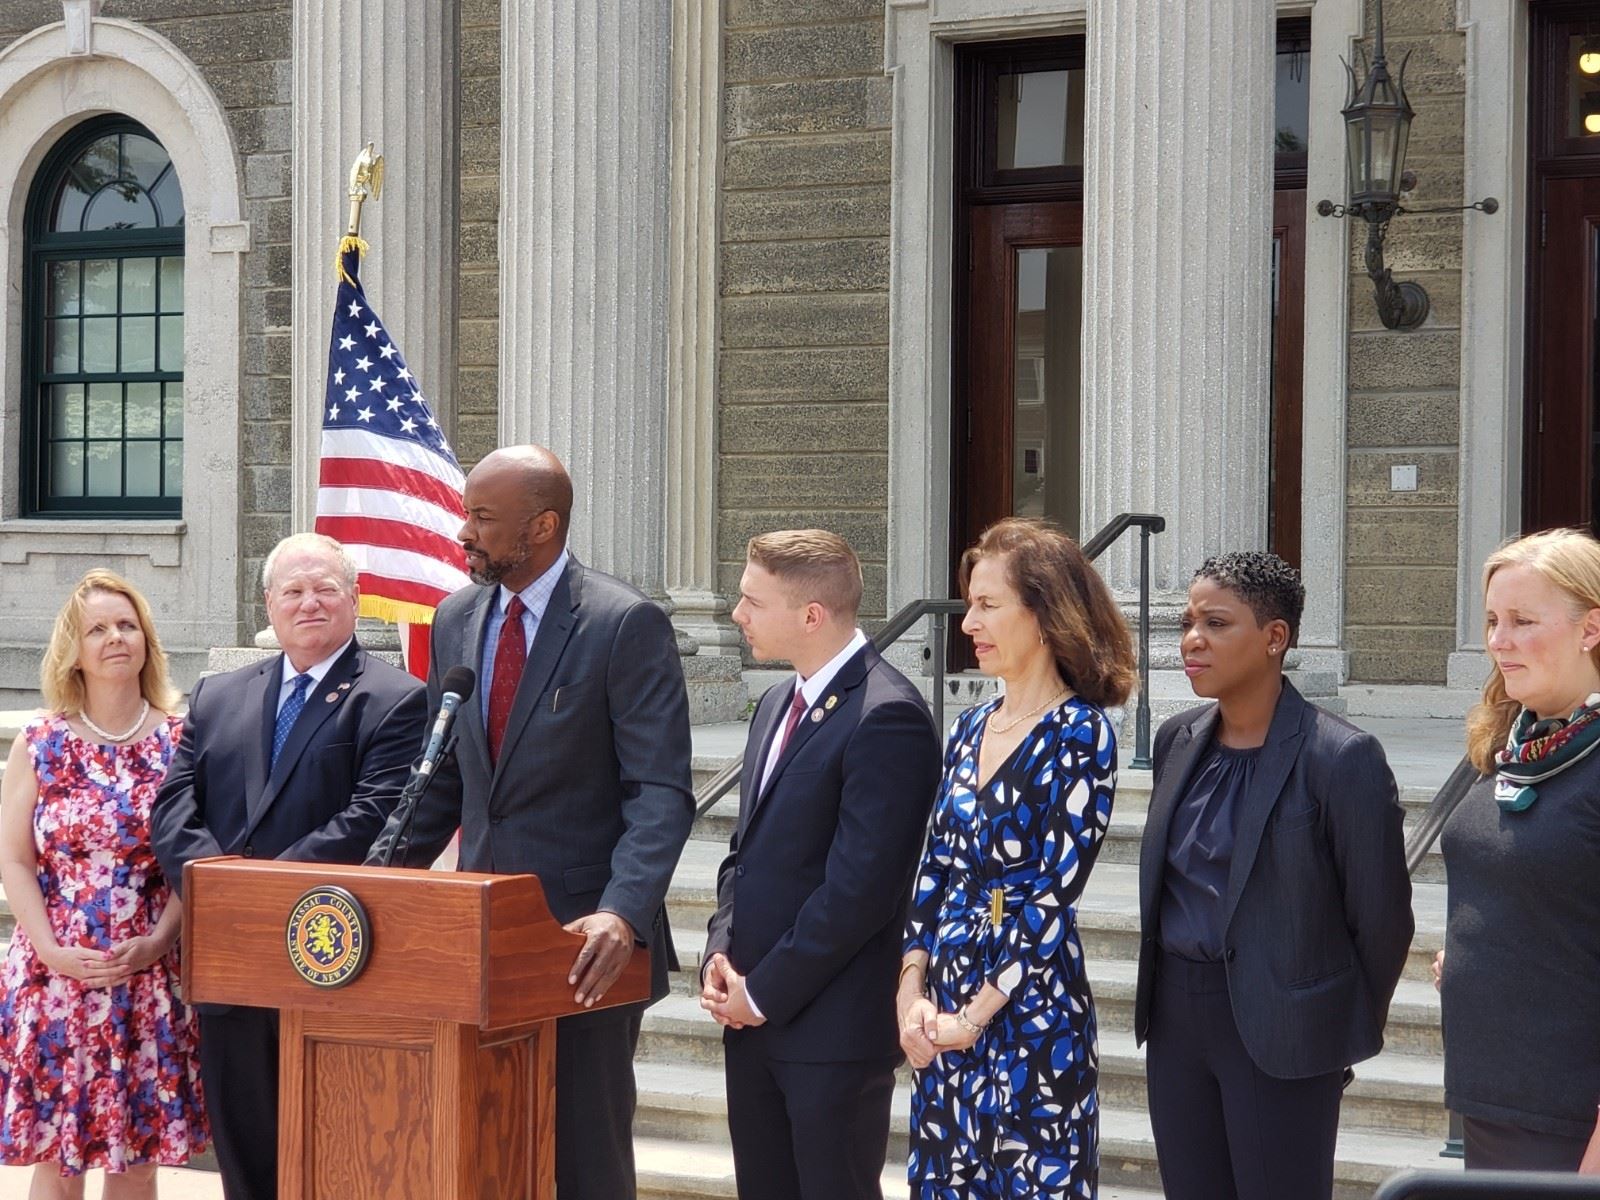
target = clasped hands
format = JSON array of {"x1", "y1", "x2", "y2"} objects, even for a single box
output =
[
  {"x1": 43, "y1": 935, "x2": 169, "y2": 988},
  {"x1": 898, "y1": 994, "x2": 979, "y2": 1067},
  {"x1": 700, "y1": 952, "x2": 765, "y2": 1029}
]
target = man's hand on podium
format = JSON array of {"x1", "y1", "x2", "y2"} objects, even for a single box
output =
[{"x1": 564, "y1": 910, "x2": 636, "y2": 1007}]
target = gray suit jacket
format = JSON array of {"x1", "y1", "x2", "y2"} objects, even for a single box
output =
[
  {"x1": 369, "y1": 555, "x2": 695, "y2": 1003},
  {"x1": 1133, "y1": 680, "x2": 1414, "y2": 1078}
]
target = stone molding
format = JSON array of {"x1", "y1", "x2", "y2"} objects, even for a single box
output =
[
  {"x1": 1449, "y1": 0, "x2": 1528, "y2": 689},
  {"x1": 667, "y1": 0, "x2": 738, "y2": 653},
  {"x1": 0, "y1": 17, "x2": 244, "y2": 656},
  {"x1": 499, "y1": 0, "x2": 671, "y2": 596},
  {"x1": 289, "y1": 0, "x2": 459, "y2": 532}
]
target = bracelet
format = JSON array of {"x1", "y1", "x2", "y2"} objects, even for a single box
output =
[
  {"x1": 955, "y1": 1004, "x2": 989, "y2": 1035},
  {"x1": 897, "y1": 961, "x2": 925, "y2": 989}
]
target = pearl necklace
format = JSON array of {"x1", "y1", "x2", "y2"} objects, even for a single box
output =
[
  {"x1": 78, "y1": 699, "x2": 150, "y2": 744},
  {"x1": 987, "y1": 688, "x2": 1068, "y2": 735}
]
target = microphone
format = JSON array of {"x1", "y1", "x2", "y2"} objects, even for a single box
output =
[
  {"x1": 416, "y1": 666, "x2": 476, "y2": 780},
  {"x1": 378, "y1": 666, "x2": 476, "y2": 868}
]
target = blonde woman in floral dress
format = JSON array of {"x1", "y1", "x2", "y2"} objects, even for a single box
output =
[{"x1": 0, "y1": 571, "x2": 206, "y2": 1198}]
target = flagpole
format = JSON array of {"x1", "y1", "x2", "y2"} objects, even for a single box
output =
[{"x1": 346, "y1": 141, "x2": 384, "y2": 237}]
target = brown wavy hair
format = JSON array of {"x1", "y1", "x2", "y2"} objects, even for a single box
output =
[
  {"x1": 958, "y1": 518, "x2": 1136, "y2": 709},
  {"x1": 1465, "y1": 528, "x2": 1600, "y2": 774},
  {"x1": 40, "y1": 570, "x2": 180, "y2": 716}
]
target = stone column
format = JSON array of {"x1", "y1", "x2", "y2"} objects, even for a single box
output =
[
  {"x1": 1080, "y1": 0, "x2": 1275, "y2": 596},
  {"x1": 665, "y1": 0, "x2": 740, "y2": 653},
  {"x1": 289, "y1": 1, "x2": 459, "y2": 532},
  {"x1": 499, "y1": 0, "x2": 671, "y2": 597}
]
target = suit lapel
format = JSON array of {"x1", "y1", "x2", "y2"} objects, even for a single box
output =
[
  {"x1": 491, "y1": 559, "x2": 581, "y2": 791},
  {"x1": 1223, "y1": 680, "x2": 1308, "y2": 925},
  {"x1": 748, "y1": 643, "x2": 875, "y2": 829},
  {"x1": 246, "y1": 657, "x2": 278, "y2": 810},
  {"x1": 1139, "y1": 704, "x2": 1219, "y2": 920},
  {"x1": 738, "y1": 685, "x2": 789, "y2": 839},
  {"x1": 457, "y1": 586, "x2": 497, "y2": 776},
  {"x1": 247, "y1": 642, "x2": 365, "y2": 834}
]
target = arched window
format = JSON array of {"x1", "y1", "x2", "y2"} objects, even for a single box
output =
[{"x1": 24, "y1": 117, "x2": 184, "y2": 515}]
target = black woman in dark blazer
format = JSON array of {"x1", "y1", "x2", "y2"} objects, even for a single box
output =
[{"x1": 1134, "y1": 552, "x2": 1413, "y2": 1200}]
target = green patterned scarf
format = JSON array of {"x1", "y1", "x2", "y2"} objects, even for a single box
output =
[{"x1": 1495, "y1": 691, "x2": 1600, "y2": 812}]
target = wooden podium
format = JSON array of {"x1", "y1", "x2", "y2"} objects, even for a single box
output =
[{"x1": 181, "y1": 858, "x2": 649, "y2": 1200}]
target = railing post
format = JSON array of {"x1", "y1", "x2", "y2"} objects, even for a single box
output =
[
  {"x1": 1441, "y1": 1109, "x2": 1463, "y2": 1159},
  {"x1": 932, "y1": 611, "x2": 947, "y2": 735},
  {"x1": 1132, "y1": 523, "x2": 1154, "y2": 770}
]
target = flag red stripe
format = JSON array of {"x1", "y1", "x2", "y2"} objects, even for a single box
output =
[
  {"x1": 314, "y1": 515, "x2": 466, "y2": 570},
  {"x1": 355, "y1": 572, "x2": 455, "y2": 609},
  {"x1": 319, "y1": 456, "x2": 465, "y2": 516}
]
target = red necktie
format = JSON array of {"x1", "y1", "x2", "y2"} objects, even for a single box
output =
[
  {"x1": 487, "y1": 595, "x2": 526, "y2": 765},
  {"x1": 775, "y1": 686, "x2": 808, "y2": 759}
]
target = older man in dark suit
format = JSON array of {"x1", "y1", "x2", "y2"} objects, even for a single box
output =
[
  {"x1": 701, "y1": 530, "x2": 941, "y2": 1200},
  {"x1": 152, "y1": 532, "x2": 429, "y2": 1200},
  {"x1": 368, "y1": 444, "x2": 694, "y2": 1200}
]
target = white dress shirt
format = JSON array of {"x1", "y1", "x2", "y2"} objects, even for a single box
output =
[{"x1": 278, "y1": 638, "x2": 354, "y2": 714}]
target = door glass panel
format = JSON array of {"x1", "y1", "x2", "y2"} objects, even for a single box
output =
[
  {"x1": 1570, "y1": 35, "x2": 1600, "y2": 139},
  {"x1": 997, "y1": 70, "x2": 1085, "y2": 170},
  {"x1": 1275, "y1": 31, "x2": 1311, "y2": 155},
  {"x1": 1012, "y1": 245, "x2": 1083, "y2": 534}
]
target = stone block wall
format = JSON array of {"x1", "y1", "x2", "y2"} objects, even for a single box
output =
[
  {"x1": 1342, "y1": 0, "x2": 1464, "y2": 683},
  {"x1": 0, "y1": 1, "x2": 293, "y2": 641},
  {"x1": 456, "y1": 0, "x2": 500, "y2": 468},
  {"x1": 717, "y1": 0, "x2": 893, "y2": 622}
]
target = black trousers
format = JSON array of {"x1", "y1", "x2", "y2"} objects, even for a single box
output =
[
  {"x1": 1146, "y1": 953, "x2": 1345, "y2": 1200},
  {"x1": 555, "y1": 1003, "x2": 646, "y2": 1200},
  {"x1": 1462, "y1": 1115, "x2": 1590, "y2": 1171},
  {"x1": 199, "y1": 1006, "x2": 280, "y2": 1200},
  {"x1": 724, "y1": 1034, "x2": 897, "y2": 1200}
]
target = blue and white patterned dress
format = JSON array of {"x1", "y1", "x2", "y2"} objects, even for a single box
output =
[{"x1": 904, "y1": 696, "x2": 1117, "y2": 1200}]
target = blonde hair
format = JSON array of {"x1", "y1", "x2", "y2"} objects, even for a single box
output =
[
  {"x1": 958, "y1": 518, "x2": 1137, "y2": 709},
  {"x1": 41, "y1": 570, "x2": 180, "y2": 715},
  {"x1": 1465, "y1": 527, "x2": 1600, "y2": 774},
  {"x1": 262, "y1": 532, "x2": 358, "y2": 591},
  {"x1": 746, "y1": 529, "x2": 864, "y2": 619}
]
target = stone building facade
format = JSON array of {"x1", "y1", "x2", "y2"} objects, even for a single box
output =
[{"x1": 0, "y1": 0, "x2": 1583, "y2": 702}]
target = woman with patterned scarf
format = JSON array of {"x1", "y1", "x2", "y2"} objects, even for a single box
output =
[{"x1": 1438, "y1": 527, "x2": 1600, "y2": 1172}]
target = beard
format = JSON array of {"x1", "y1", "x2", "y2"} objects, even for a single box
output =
[{"x1": 466, "y1": 534, "x2": 533, "y2": 587}]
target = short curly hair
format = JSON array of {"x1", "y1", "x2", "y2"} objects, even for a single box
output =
[{"x1": 1193, "y1": 551, "x2": 1306, "y2": 646}]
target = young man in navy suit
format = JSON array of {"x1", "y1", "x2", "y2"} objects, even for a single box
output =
[
  {"x1": 702, "y1": 530, "x2": 942, "y2": 1200},
  {"x1": 152, "y1": 533, "x2": 428, "y2": 1200}
]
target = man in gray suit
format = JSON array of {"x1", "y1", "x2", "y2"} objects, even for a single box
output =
[{"x1": 368, "y1": 444, "x2": 694, "y2": 1200}]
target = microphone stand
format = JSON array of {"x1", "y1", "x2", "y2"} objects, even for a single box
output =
[{"x1": 378, "y1": 731, "x2": 459, "y2": 869}]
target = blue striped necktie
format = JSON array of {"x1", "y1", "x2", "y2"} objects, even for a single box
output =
[{"x1": 272, "y1": 673, "x2": 314, "y2": 767}]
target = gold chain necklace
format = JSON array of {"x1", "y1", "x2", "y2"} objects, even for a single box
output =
[{"x1": 987, "y1": 687, "x2": 1068, "y2": 735}]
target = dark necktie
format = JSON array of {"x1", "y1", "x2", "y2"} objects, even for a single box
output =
[
  {"x1": 774, "y1": 686, "x2": 808, "y2": 760},
  {"x1": 271, "y1": 672, "x2": 313, "y2": 767},
  {"x1": 487, "y1": 595, "x2": 527, "y2": 765}
]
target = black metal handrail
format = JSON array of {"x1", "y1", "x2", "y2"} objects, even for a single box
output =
[
  {"x1": 693, "y1": 513, "x2": 1167, "y2": 818},
  {"x1": 1375, "y1": 1171, "x2": 1600, "y2": 1198}
]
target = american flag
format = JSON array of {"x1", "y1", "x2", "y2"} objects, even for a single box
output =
[{"x1": 313, "y1": 243, "x2": 470, "y2": 678}]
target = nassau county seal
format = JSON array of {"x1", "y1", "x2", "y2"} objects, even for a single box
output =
[{"x1": 286, "y1": 886, "x2": 370, "y2": 988}]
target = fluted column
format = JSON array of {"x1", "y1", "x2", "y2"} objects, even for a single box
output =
[
  {"x1": 290, "y1": 0, "x2": 459, "y2": 532},
  {"x1": 1080, "y1": 0, "x2": 1274, "y2": 596},
  {"x1": 499, "y1": 0, "x2": 671, "y2": 596}
]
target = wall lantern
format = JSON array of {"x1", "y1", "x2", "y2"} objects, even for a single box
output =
[{"x1": 1316, "y1": 0, "x2": 1498, "y2": 331}]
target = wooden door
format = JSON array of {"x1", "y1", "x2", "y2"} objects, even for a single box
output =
[
  {"x1": 1271, "y1": 188, "x2": 1307, "y2": 566},
  {"x1": 1526, "y1": 175, "x2": 1600, "y2": 533}
]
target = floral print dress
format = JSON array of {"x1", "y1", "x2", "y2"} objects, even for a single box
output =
[
  {"x1": 0, "y1": 714, "x2": 207, "y2": 1175},
  {"x1": 905, "y1": 697, "x2": 1117, "y2": 1200}
]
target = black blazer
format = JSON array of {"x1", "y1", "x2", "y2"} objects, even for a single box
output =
[
  {"x1": 368, "y1": 556, "x2": 695, "y2": 1004},
  {"x1": 704, "y1": 643, "x2": 942, "y2": 1063},
  {"x1": 151, "y1": 639, "x2": 429, "y2": 975},
  {"x1": 1133, "y1": 680, "x2": 1413, "y2": 1079}
]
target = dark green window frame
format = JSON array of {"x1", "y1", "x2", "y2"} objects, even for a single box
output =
[{"x1": 23, "y1": 116, "x2": 184, "y2": 517}]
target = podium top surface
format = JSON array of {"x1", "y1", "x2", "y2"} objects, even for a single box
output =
[{"x1": 181, "y1": 858, "x2": 649, "y2": 1028}]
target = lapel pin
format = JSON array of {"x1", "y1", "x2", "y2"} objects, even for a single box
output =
[
  {"x1": 810, "y1": 708, "x2": 824, "y2": 723},
  {"x1": 824, "y1": 695, "x2": 838, "y2": 711},
  {"x1": 338, "y1": 682, "x2": 351, "y2": 690},
  {"x1": 325, "y1": 692, "x2": 340, "y2": 704}
]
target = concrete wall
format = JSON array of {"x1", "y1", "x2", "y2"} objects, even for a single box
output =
[
  {"x1": 1343, "y1": 0, "x2": 1466, "y2": 683},
  {"x1": 456, "y1": 0, "x2": 499, "y2": 469},
  {"x1": 716, "y1": 0, "x2": 893, "y2": 622}
]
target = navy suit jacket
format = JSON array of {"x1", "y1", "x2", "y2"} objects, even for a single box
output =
[
  {"x1": 152, "y1": 640, "x2": 428, "y2": 887},
  {"x1": 367, "y1": 556, "x2": 695, "y2": 1005},
  {"x1": 704, "y1": 643, "x2": 942, "y2": 1063},
  {"x1": 1133, "y1": 680, "x2": 1414, "y2": 1078}
]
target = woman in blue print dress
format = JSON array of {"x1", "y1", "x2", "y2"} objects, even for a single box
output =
[{"x1": 898, "y1": 519, "x2": 1136, "y2": 1200}]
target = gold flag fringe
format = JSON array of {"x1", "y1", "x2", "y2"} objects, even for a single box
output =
[
  {"x1": 335, "y1": 234, "x2": 370, "y2": 287},
  {"x1": 359, "y1": 594, "x2": 438, "y2": 626}
]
